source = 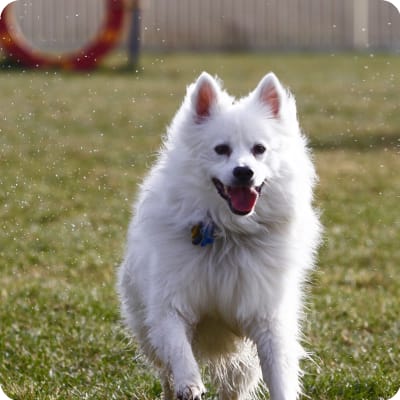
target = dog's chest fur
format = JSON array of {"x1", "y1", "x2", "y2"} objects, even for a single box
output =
[{"x1": 153, "y1": 222, "x2": 294, "y2": 329}]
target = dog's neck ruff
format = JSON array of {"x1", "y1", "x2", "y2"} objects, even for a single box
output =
[{"x1": 191, "y1": 220, "x2": 216, "y2": 247}]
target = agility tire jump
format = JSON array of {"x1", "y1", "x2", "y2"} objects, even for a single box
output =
[{"x1": 0, "y1": 0, "x2": 124, "y2": 70}]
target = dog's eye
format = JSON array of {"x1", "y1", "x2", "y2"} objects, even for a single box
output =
[
  {"x1": 214, "y1": 144, "x2": 231, "y2": 156},
  {"x1": 252, "y1": 144, "x2": 266, "y2": 156}
]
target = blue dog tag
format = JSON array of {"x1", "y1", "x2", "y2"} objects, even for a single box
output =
[{"x1": 191, "y1": 221, "x2": 215, "y2": 247}]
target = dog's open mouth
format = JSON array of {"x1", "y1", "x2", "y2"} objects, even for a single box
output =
[{"x1": 212, "y1": 178, "x2": 263, "y2": 216}]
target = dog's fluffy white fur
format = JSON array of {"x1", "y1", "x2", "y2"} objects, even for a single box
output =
[{"x1": 118, "y1": 72, "x2": 321, "y2": 400}]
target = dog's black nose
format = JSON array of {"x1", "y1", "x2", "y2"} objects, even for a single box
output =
[{"x1": 233, "y1": 166, "x2": 254, "y2": 183}]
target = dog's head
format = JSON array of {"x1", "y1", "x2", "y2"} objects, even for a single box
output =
[{"x1": 167, "y1": 72, "x2": 307, "y2": 223}]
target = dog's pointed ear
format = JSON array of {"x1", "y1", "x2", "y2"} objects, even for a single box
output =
[
  {"x1": 254, "y1": 73, "x2": 285, "y2": 118},
  {"x1": 191, "y1": 72, "x2": 220, "y2": 122}
]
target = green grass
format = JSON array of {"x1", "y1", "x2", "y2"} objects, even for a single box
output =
[{"x1": 0, "y1": 52, "x2": 399, "y2": 399}]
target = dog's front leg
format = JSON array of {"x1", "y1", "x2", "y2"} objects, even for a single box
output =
[
  {"x1": 148, "y1": 311, "x2": 205, "y2": 400},
  {"x1": 251, "y1": 321, "x2": 302, "y2": 400}
]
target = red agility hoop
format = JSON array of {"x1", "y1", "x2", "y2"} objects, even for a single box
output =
[{"x1": 0, "y1": 0, "x2": 124, "y2": 70}]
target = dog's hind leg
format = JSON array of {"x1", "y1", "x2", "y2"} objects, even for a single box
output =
[
  {"x1": 213, "y1": 340, "x2": 262, "y2": 400},
  {"x1": 160, "y1": 370, "x2": 174, "y2": 400}
]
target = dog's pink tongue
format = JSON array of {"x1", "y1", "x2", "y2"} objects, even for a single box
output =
[{"x1": 228, "y1": 186, "x2": 258, "y2": 214}]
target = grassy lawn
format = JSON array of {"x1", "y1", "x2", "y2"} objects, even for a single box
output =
[{"x1": 0, "y1": 52, "x2": 399, "y2": 399}]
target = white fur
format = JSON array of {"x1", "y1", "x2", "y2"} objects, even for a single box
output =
[{"x1": 118, "y1": 72, "x2": 322, "y2": 400}]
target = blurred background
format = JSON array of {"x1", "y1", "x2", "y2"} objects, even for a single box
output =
[
  {"x1": 0, "y1": 1, "x2": 399, "y2": 400},
  {"x1": 7, "y1": 0, "x2": 400, "y2": 54}
]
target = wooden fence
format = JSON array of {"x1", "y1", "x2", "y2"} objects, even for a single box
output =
[
  {"x1": 141, "y1": 0, "x2": 400, "y2": 50},
  {"x1": 8, "y1": 0, "x2": 400, "y2": 52}
]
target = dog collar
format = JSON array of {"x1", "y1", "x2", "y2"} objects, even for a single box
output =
[{"x1": 191, "y1": 221, "x2": 216, "y2": 247}]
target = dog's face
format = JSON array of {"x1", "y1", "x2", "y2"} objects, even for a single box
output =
[
  {"x1": 185, "y1": 72, "x2": 295, "y2": 217},
  {"x1": 208, "y1": 121, "x2": 269, "y2": 216}
]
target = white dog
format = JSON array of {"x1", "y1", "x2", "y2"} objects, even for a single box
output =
[{"x1": 118, "y1": 72, "x2": 321, "y2": 400}]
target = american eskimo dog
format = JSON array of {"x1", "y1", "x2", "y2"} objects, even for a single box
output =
[{"x1": 118, "y1": 72, "x2": 321, "y2": 400}]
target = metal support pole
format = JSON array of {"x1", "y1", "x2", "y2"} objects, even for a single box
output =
[{"x1": 127, "y1": 0, "x2": 141, "y2": 69}]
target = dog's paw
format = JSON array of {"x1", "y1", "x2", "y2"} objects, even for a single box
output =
[{"x1": 176, "y1": 384, "x2": 206, "y2": 400}]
